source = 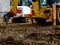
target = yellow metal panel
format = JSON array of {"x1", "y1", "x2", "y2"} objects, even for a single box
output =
[
  {"x1": 32, "y1": 0, "x2": 39, "y2": 16},
  {"x1": 10, "y1": 0, "x2": 18, "y2": 14},
  {"x1": 44, "y1": 8, "x2": 52, "y2": 19},
  {"x1": 31, "y1": 0, "x2": 53, "y2": 20}
]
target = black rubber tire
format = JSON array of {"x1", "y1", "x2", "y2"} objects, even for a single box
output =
[{"x1": 35, "y1": 18, "x2": 46, "y2": 24}]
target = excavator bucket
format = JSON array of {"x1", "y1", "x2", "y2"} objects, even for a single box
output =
[
  {"x1": 3, "y1": 0, "x2": 18, "y2": 26},
  {"x1": 3, "y1": 13, "x2": 13, "y2": 26}
]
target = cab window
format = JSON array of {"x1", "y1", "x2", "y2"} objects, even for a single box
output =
[{"x1": 18, "y1": 0, "x2": 31, "y2": 6}]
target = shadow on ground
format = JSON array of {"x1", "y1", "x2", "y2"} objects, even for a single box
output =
[{"x1": 36, "y1": 21, "x2": 53, "y2": 26}]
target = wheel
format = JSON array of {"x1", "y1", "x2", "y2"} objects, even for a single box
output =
[{"x1": 35, "y1": 18, "x2": 46, "y2": 24}]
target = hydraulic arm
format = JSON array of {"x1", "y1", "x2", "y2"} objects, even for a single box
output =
[{"x1": 3, "y1": 0, "x2": 18, "y2": 26}]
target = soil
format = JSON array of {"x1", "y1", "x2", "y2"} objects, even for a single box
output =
[{"x1": 0, "y1": 23, "x2": 60, "y2": 45}]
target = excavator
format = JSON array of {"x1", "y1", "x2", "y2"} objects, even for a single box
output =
[
  {"x1": 1, "y1": 0, "x2": 59, "y2": 27},
  {"x1": 1, "y1": 0, "x2": 31, "y2": 26}
]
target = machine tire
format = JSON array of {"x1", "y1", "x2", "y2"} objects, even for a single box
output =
[{"x1": 35, "y1": 18, "x2": 46, "y2": 24}]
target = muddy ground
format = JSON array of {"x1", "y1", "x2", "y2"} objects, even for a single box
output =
[{"x1": 0, "y1": 23, "x2": 60, "y2": 45}]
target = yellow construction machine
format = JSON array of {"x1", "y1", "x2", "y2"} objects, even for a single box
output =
[
  {"x1": 30, "y1": 0, "x2": 56, "y2": 27},
  {"x1": 3, "y1": 0, "x2": 31, "y2": 26},
  {"x1": 3, "y1": 0, "x2": 57, "y2": 27}
]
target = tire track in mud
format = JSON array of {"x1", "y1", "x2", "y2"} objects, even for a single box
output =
[{"x1": 0, "y1": 23, "x2": 60, "y2": 45}]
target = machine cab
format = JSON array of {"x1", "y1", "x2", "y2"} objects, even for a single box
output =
[{"x1": 16, "y1": 0, "x2": 32, "y2": 17}]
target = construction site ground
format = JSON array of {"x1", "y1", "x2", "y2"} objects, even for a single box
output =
[{"x1": 0, "y1": 18, "x2": 60, "y2": 45}]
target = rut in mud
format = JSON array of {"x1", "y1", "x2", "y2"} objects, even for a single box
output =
[{"x1": 0, "y1": 23, "x2": 60, "y2": 45}]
